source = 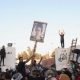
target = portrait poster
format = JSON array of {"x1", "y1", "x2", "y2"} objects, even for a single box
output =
[
  {"x1": 30, "y1": 21, "x2": 47, "y2": 42},
  {"x1": 55, "y1": 48, "x2": 70, "y2": 71}
]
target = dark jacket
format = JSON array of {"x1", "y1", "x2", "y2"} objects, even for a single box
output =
[{"x1": 0, "y1": 47, "x2": 6, "y2": 58}]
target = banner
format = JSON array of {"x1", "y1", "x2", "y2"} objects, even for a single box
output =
[
  {"x1": 30, "y1": 21, "x2": 47, "y2": 42},
  {"x1": 55, "y1": 48, "x2": 70, "y2": 71},
  {"x1": 5, "y1": 47, "x2": 16, "y2": 69}
]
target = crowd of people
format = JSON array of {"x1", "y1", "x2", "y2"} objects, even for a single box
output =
[
  {"x1": 0, "y1": 54, "x2": 80, "y2": 80},
  {"x1": 0, "y1": 33, "x2": 80, "y2": 80}
]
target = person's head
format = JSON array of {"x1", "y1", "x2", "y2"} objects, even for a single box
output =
[
  {"x1": 32, "y1": 70, "x2": 40, "y2": 77},
  {"x1": 35, "y1": 23, "x2": 43, "y2": 33},
  {"x1": 6, "y1": 68, "x2": 9, "y2": 72},
  {"x1": 19, "y1": 57, "x2": 23, "y2": 62},
  {"x1": 2, "y1": 45, "x2": 5, "y2": 49},
  {"x1": 36, "y1": 26, "x2": 42, "y2": 32},
  {"x1": 32, "y1": 60, "x2": 36, "y2": 66}
]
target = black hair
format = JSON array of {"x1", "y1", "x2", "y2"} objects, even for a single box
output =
[{"x1": 19, "y1": 57, "x2": 23, "y2": 60}]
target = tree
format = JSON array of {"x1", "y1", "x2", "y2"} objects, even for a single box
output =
[
  {"x1": 17, "y1": 51, "x2": 29, "y2": 60},
  {"x1": 34, "y1": 53, "x2": 41, "y2": 59}
]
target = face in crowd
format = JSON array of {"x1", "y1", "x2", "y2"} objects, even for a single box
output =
[{"x1": 19, "y1": 57, "x2": 23, "y2": 62}]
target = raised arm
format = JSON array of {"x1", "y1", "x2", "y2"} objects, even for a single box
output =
[
  {"x1": 25, "y1": 55, "x2": 34, "y2": 63},
  {"x1": 38, "y1": 56, "x2": 43, "y2": 65},
  {"x1": 59, "y1": 29, "x2": 65, "y2": 35}
]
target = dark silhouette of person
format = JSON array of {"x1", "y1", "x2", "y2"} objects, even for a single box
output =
[
  {"x1": 17, "y1": 55, "x2": 34, "y2": 80},
  {"x1": 59, "y1": 30, "x2": 65, "y2": 48},
  {"x1": 0, "y1": 45, "x2": 6, "y2": 66}
]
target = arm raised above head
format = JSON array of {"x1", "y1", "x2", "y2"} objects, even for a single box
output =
[
  {"x1": 38, "y1": 56, "x2": 43, "y2": 65},
  {"x1": 25, "y1": 55, "x2": 34, "y2": 63},
  {"x1": 59, "y1": 29, "x2": 65, "y2": 35}
]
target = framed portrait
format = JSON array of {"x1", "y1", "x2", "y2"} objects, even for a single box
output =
[{"x1": 30, "y1": 21, "x2": 47, "y2": 42}]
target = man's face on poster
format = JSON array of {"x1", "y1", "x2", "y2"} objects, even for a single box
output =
[{"x1": 35, "y1": 26, "x2": 42, "y2": 35}]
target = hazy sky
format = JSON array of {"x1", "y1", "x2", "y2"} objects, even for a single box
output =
[{"x1": 0, "y1": 0, "x2": 80, "y2": 55}]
